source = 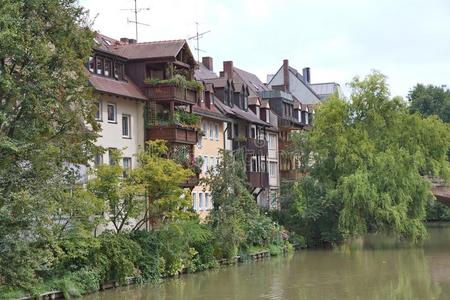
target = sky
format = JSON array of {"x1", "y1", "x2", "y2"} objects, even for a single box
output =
[{"x1": 78, "y1": 0, "x2": 450, "y2": 97}]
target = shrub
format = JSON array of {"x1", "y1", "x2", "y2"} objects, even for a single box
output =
[{"x1": 93, "y1": 232, "x2": 142, "y2": 283}]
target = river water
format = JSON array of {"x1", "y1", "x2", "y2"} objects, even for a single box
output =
[{"x1": 83, "y1": 223, "x2": 450, "y2": 300}]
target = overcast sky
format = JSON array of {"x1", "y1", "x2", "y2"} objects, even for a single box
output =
[{"x1": 79, "y1": 0, "x2": 450, "y2": 97}]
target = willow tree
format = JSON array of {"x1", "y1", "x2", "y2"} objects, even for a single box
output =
[
  {"x1": 287, "y1": 72, "x2": 450, "y2": 246},
  {"x1": 0, "y1": 0, "x2": 99, "y2": 289}
]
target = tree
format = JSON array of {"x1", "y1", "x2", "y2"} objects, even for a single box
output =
[
  {"x1": 89, "y1": 141, "x2": 195, "y2": 233},
  {"x1": 408, "y1": 84, "x2": 450, "y2": 123},
  {"x1": 285, "y1": 72, "x2": 450, "y2": 246},
  {"x1": 0, "y1": 0, "x2": 99, "y2": 289}
]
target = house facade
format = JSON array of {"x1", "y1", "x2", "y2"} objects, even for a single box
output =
[{"x1": 88, "y1": 35, "x2": 148, "y2": 172}]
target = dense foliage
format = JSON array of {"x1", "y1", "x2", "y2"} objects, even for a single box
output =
[
  {"x1": 408, "y1": 84, "x2": 450, "y2": 123},
  {"x1": 276, "y1": 72, "x2": 450, "y2": 247},
  {"x1": 0, "y1": 0, "x2": 101, "y2": 293},
  {"x1": 204, "y1": 150, "x2": 288, "y2": 258},
  {"x1": 408, "y1": 83, "x2": 450, "y2": 220}
]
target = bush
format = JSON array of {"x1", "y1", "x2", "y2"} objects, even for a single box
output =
[
  {"x1": 131, "y1": 230, "x2": 163, "y2": 282},
  {"x1": 93, "y1": 232, "x2": 142, "y2": 283}
]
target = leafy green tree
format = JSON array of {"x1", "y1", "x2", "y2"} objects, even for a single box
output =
[
  {"x1": 204, "y1": 150, "x2": 283, "y2": 258},
  {"x1": 132, "y1": 140, "x2": 195, "y2": 229},
  {"x1": 285, "y1": 72, "x2": 450, "y2": 246},
  {"x1": 0, "y1": 0, "x2": 99, "y2": 290},
  {"x1": 89, "y1": 142, "x2": 195, "y2": 233},
  {"x1": 408, "y1": 84, "x2": 450, "y2": 123}
]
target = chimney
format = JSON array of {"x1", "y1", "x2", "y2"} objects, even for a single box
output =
[
  {"x1": 202, "y1": 57, "x2": 213, "y2": 71},
  {"x1": 120, "y1": 37, "x2": 129, "y2": 44},
  {"x1": 128, "y1": 39, "x2": 137, "y2": 44},
  {"x1": 283, "y1": 59, "x2": 289, "y2": 92},
  {"x1": 223, "y1": 61, "x2": 233, "y2": 80},
  {"x1": 303, "y1": 67, "x2": 311, "y2": 84}
]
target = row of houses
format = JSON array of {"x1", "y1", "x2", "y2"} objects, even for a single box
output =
[{"x1": 87, "y1": 33, "x2": 341, "y2": 214}]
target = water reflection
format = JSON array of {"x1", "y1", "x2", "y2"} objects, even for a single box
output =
[{"x1": 84, "y1": 224, "x2": 450, "y2": 300}]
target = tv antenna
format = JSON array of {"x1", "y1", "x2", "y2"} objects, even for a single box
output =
[
  {"x1": 188, "y1": 22, "x2": 210, "y2": 62},
  {"x1": 121, "y1": 0, "x2": 150, "y2": 42}
]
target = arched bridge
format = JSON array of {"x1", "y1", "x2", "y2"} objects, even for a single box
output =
[{"x1": 430, "y1": 178, "x2": 450, "y2": 207}]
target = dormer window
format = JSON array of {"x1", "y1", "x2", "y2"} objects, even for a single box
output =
[
  {"x1": 88, "y1": 56, "x2": 95, "y2": 73},
  {"x1": 244, "y1": 95, "x2": 248, "y2": 111},
  {"x1": 114, "y1": 62, "x2": 124, "y2": 80},
  {"x1": 96, "y1": 57, "x2": 103, "y2": 75},
  {"x1": 104, "y1": 59, "x2": 112, "y2": 77}
]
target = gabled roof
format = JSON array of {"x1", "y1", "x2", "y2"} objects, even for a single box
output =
[
  {"x1": 234, "y1": 67, "x2": 270, "y2": 93},
  {"x1": 288, "y1": 66, "x2": 321, "y2": 100},
  {"x1": 88, "y1": 73, "x2": 147, "y2": 101},
  {"x1": 93, "y1": 33, "x2": 194, "y2": 63},
  {"x1": 108, "y1": 40, "x2": 187, "y2": 60}
]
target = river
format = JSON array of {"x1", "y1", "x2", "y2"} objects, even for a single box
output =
[{"x1": 83, "y1": 223, "x2": 450, "y2": 300}]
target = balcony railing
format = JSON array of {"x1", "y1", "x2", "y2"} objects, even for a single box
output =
[
  {"x1": 181, "y1": 173, "x2": 200, "y2": 188},
  {"x1": 146, "y1": 83, "x2": 198, "y2": 104},
  {"x1": 233, "y1": 137, "x2": 268, "y2": 156},
  {"x1": 146, "y1": 125, "x2": 198, "y2": 144},
  {"x1": 247, "y1": 171, "x2": 269, "y2": 189},
  {"x1": 280, "y1": 170, "x2": 305, "y2": 181}
]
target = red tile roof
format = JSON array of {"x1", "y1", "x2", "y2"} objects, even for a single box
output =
[
  {"x1": 107, "y1": 40, "x2": 187, "y2": 60},
  {"x1": 89, "y1": 74, "x2": 147, "y2": 101}
]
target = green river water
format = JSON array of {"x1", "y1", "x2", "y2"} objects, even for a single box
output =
[{"x1": 83, "y1": 223, "x2": 450, "y2": 300}]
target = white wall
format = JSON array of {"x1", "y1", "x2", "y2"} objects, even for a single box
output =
[
  {"x1": 269, "y1": 67, "x2": 320, "y2": 105},
  {"x1": 95, "y1": 94, "x2": 145, "y2": 168}
]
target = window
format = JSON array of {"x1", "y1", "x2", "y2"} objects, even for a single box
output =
[
  {"x1": 88, "y1": 56, "x2": 95, "y2": 73},
  {"x1": 123, "y1": 157, "x2": 132, "y2": 176},
  {"x1": 94, "y1": 154, "x2": 103, "y2": 166},
  {"x1": 227, "y1": 122, "x2": 232, "y2": 139},
  {"x1": 233, "y1": 123, "x2": 239, "y2": 138},
  {"x1": 202, "y1": 121, "x2": 208, "y2": 139},
  {"x1": 251, "y1": 157, "x2": 257, "y2": 172},
  {"x1": 269, "y1": 162, "x2": 277, "y2": 178},
  {"x1": 199, "y1": 193, "x2": 204, "y2": 210},
  {"x1": 114, "y1": 62, "x2": 124, "y2": 80},
  {"x1": 122, "y1": 114, "x2": 131, "y2": 138},
  {"x1": 268, "y1": 134, "x2": 277, "y2": 149},
  {"x1": 209, "y1": 122, "x2": 213, "y2": 140},
  {"x1": 96, "y1": 57, "x2": 103, "y2": 75},
  {"x1": 250, "y1": 127, "x2": 256, "y2": 139},
  {"x1": 104, "y1": 59, "x2": 112, "y2": 77},
  {"x1": 192, "y1": 193, "x2": 197, "y2": 210},
  {"x1": 108, "y1": 148, "x2": 117, "y2": 165},
  {"x1": 214, "y1": 124, "x2": 219, "y2": 140},
  {"x1": 205, "y1": 193, "x2": 209, "y2": 209},
  {"x1": 95, "y1": 101, "x2": 102, "y2": 121},
  {"x1": 305, "y1": 112, "x2": 309, "y2": 125},
  {"x1": 197, "y1": 134, "x2": 203, "y2": 148},
  {"x1": 204, "y1": 156, "x2": 208, "y2": 173},
  {"x1": 107, "y1": 103, "x2": 117, "y2": 123}
]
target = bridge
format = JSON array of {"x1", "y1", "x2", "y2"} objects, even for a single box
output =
[{"x1": 430, "y1": 177, "x2": 450, "y2": 207}]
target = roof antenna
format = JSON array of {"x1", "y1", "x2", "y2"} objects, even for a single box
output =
[
  {"x1": 188, "y1": 22, "x2": 210, "y2": 62},
  {"x1": 121, "y1": 0, "x2": 150, "y2": 42}
]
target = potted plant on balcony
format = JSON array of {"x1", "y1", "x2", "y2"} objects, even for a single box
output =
[
  {"x1": 175, "y1": 110, "x2": 201, "y2": 128},
  {"x1": 145, "y1": 74, "x2": 204, "y2": 93}
]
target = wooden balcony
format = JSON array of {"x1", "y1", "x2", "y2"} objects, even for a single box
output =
[
  {"x1": 181, "y1": 173, "x2": 200, "y2": 189},
  {"x1": 146, "y1": 125, "x2": 198, "y2": 144},
  {"x1": 146, "y1": 83, "x2": 198, "y2": 104},
  {"x1": 233, "y1": 138, "x2": 268, "y2": 156},
  {"x1": 247, "y1": 171, "x2": 269, "y2": 189},
  {"x1": 280, "y1": 170, "x2": 305, "y2": 182}
]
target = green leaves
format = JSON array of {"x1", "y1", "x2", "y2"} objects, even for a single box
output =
[{"x1": 285, "y1": 71, "x2": 450, "y2": 245}]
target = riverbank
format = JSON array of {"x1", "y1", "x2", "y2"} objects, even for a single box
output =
[{"x1": 8, "y1": 244, "x2": 291, "y2": 300}]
